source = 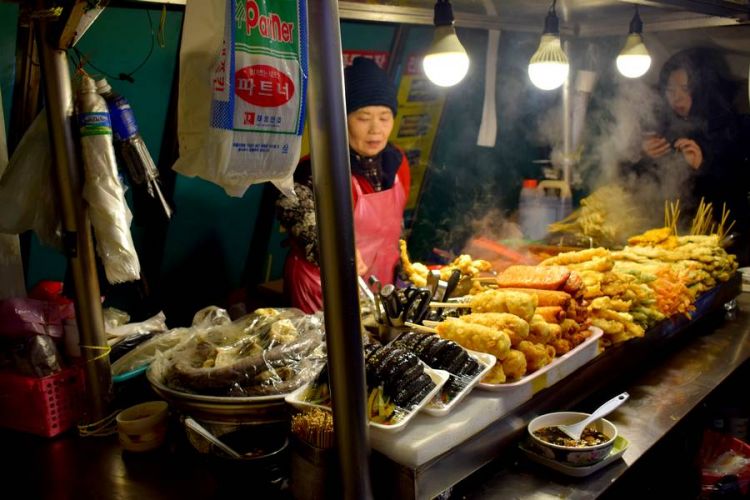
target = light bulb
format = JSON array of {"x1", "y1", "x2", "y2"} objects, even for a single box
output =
[
  {"x1": 616, "y1": 9, "x2": 651, "y2": 79},
  {"x1": 528, "y1": 34, "x2": 569, "y2": 90},
  {"x1": 423, "y1": 26, "x2": 470, "y2": 87},
  {"x1": 616, "y1": 34, "x2": 651, "y2": 78}
]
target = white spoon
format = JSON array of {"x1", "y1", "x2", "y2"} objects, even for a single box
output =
[
  {"x1": 557, "y1": 392, "x2": 629, "y2": 441},
  {"x1": 184, "y1": 417, "x2": 242, "y2": 459}
]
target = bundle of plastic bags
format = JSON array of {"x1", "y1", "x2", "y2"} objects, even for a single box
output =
[{"x1": 172, "y1": 0, "x2": 308, "y2": 197}]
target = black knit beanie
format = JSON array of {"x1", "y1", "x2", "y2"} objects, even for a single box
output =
[{"x1": 344, "y1": 57, "x2": 398, "y2": 116}]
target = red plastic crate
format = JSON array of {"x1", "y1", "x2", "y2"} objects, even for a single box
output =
[{"x1": 0, "y1": 366, "x2": 84, "y2": 437}]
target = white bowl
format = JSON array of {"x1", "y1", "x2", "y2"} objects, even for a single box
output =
[
  {"x1": 116, "y1": 401, "x2": 169, "y2": 452},
  {"x1": 527, "y1": 411, "x2": 618, "y2": 466}
]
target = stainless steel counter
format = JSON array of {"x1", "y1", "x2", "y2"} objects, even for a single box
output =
[
  {"x1": 1, "y1": 284, "x2": 745, "y2": 499},
  {"x1": 372, "y1": 279, "x2": 748, "y2": 499},
  {"x1": 457, "y1": 293, "x2": 750, "y2": 499}
]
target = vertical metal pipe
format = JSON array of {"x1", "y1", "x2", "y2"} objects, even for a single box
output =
[
  {"x1": 306, "y1": 2, "x2": 372, "y2": 499},
  {"x1": 561, "y1": 39, "x2": 572, "y2": 187},
  {"x1": 35, "y1": 19, "x2": 112, "y2": 423}
]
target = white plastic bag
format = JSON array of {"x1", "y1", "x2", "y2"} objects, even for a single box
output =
[
  {"x1": 0, "y1": 111, "x2": 61, "y2": 249},
  {"x1": 77, "y1": 75, "x2": 141, "y2": 284},
  {"x1": 0, "y1": 88, "x2": 25, "y2": 299},
  {"x1": 172, "y1": 0, "x2": 308, "y2": 198}
]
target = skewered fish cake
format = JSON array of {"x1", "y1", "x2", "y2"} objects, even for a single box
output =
[{"x1": 495, "y1": 265, "x2": 570, "y2": 290}]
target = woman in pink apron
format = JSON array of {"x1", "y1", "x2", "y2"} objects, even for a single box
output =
[{"x1": 277, "y1": 57, "x2": 410, "y2": 313}]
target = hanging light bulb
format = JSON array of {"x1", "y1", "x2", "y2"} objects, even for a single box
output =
[
  {"x1": 528, "y1": 0, "x2": 569, "y2": 91},
  {"x1": 422, "y1": 0, "x2": 470, "y2": 87},
  {"x1": 616, "y1": 7, "x2": 652, "y2": 79}
]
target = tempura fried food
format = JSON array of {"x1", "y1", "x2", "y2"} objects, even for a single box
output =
[
  {"x1": 435, "y1": 318, "x2": 511, "y2": 360},
  {"x1": 496, "y1": 288, "x2": 571, "y2": 309},
  {"x1": 501, "y1": 349, "x2": 527, "y2": 380},
  {"x1": 459, "y1": 312, "x2": 529, "y2": 347},
  {"x1": 528, "y1": 315, "x2": 561, "y2": 345},
  {"x1": 628, "y1": 227, "x2": 677, "y2": 248},
  {"x1": 540, "y1": 247, "x2": 610, "y2": 267},
  {"x1": 535, "y1": 306, "x2": 565, "y2": 323},
  {"x1": 517, "y1": 340, "x2": 553, "y2": 372},
  {"x1": 399, "y1": 239, "x2": 429, "y2": 287},
  {"x1": 442, "y1": 254, "x2": 493, "y2": 281},
  {"x1": 466, "y1": 290, "x2": 537, "y2": 322},
  {"x1": 482, "y1": 363, "x2": 506, "y2": 384}
]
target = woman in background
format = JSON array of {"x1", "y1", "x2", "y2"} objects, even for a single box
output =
[
  {"x1": 277, "y1": 57, "x2": 410, "y2": 313},
  {"x1": 641, "y1": 48, "x2": 750, "y2": 264}
]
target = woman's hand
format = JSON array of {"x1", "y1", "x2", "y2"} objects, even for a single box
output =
[
  {"x1": 642, "y1": 134, "x2": 672, "y2": 159},
  {"x1": 355, "y1": 248, "x2": 368, "y2": 276},
  {"x1": 674, "y1": 138, "x2": 703, "y2": 169}
]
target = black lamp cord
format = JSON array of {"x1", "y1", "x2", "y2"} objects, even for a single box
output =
[{"x1": 70, "y1": 9, "x2": 158, "y2": 84}]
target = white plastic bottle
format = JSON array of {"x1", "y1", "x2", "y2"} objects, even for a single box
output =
[
  {"x1": 519, "y1": 179, "x2": 556, "y2": 241},
  {"x1": 77, "y1": 75, "x2": 141, "y2": 284}
]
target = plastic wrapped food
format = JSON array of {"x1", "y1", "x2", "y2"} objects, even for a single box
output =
[{"x1": 150, "y1": 308, "x2": 326, "y2": 397}]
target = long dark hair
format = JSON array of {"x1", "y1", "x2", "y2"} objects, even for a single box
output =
[{"x1": 657, "y1": 48, "x2": 735, "y2": 123}]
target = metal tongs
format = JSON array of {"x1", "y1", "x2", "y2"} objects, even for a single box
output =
[{"x1": 379, "y1": 285, "x2": 432, "y2": 326}]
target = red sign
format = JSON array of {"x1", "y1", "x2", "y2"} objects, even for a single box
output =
[
  {"x1": 343, "y1": 50, "x2": 390, "y2": 69},
  {"x1": 235, "y1": 65, "x2": 295, "y2": 107}
]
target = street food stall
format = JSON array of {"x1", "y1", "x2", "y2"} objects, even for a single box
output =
[{"x1": 0, "y1": 0, "x2": 749, "y2": 499}]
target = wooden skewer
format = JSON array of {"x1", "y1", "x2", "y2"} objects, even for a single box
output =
[
  {"x1": 429, "y1": 301, "x2": 469, "y2": 308},
  {"x1": 422, "y1": 320, "x2": 440, "y2": 328},
  {"x1": 404, "y1": 321, "x2": 437, "y2": 334},
  {"x1": 472, "y1": 277, "x2": 498, "y2": 283}
]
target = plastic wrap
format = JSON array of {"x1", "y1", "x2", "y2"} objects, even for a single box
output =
[
  {"x1": 0, "y1": 298, "x2": 73, "y2": 339},
  {"x1": 104, "y1": 307, "x2": 131, "y2": 331},
  {"x1": 700, "y1": 429, "x2": 750, "y2": 497},
  {"x1": 111, "y1": 328, "x2": 187, "y2": 376},
  {"x1": 107, "y1": 311, "x2": 167, "y2": 345},
  {"x1": 149, "y1": 308, "x2": 326, "y2": 397},
  {"x1": 10, "y1": 335, "x2": 63, "y2": 378},
  {"x1": 111, "y1": 307, "x2": 230, "y2": 376},
  {"x1": 77, "y1": 75, "x2": 141, "y2": 284}
]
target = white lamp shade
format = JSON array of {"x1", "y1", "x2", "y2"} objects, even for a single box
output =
[
  {"x1": 616, "y1": 33, "x2": 651, "y2": 78},
  {"x1": 528, "y1": 34, "x2": 569, "y2": 90},
  {"x1": 422, "y1": 25, "x2": 470, "y2": 87}
]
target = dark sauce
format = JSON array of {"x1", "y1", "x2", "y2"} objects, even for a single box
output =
[{"x1": 533, "y1": 426, "x2": 610, "y2": 447}]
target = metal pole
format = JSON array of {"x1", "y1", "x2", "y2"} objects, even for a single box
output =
[
  {"x1": 306, "y1": 1, "x2": 372, "y2": 499},
  {"x1": 561, "y1": 39, "x2": 572, "y2": 187},
  {"x1": 35, "y1": 18, "x2": 112, "y2": 424}
]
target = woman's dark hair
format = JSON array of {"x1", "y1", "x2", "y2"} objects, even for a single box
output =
[{"x1": 657, "y1": 48, "x2": 735, "y2": 122}]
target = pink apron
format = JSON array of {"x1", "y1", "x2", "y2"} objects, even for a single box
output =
[{"x1": 285, "y1": 175, "x2": 407, "y2": 313}]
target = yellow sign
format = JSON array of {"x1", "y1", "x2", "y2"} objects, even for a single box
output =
[{"x1": 389, "y1": 54, "x2": 446, "y2": 210}]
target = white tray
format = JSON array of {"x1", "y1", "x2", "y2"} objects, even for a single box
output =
[
  {"x1": 285, "y1": 367, "x2": 449, "y2": 433},
  {"x1": 423, "y1": 350, "x2": 496, "y2": 417},
  {"x1": 477, "y1": 327, "x2": 603, "y2": 394},
  {"x1": 519, "y1": 435, "x2": 629, "y2": 477}
]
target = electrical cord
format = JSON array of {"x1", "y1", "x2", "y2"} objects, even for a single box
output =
[{"x1": 71, "y1": 9, "x2": 158, "y2": 83}]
